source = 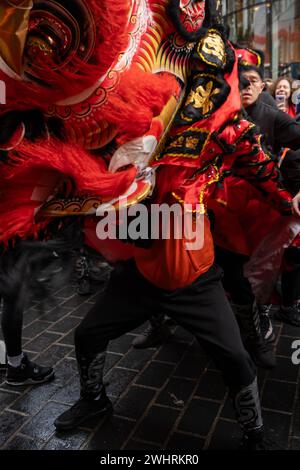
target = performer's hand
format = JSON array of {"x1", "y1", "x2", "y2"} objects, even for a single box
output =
[{"x1": 292, "y1": 192, "x2": 300, "y2": 217}]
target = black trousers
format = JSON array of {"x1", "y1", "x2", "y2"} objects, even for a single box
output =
[
  {"x1": 282, "y1": 247, "x2": 300, "y2": 306},
  {"x1": 75, "y1": 260, "x2": 256, "y2": 392},
  {"x1": 0, "y1": 296, "x2": 23, "y2": 357},
  {"x1": 215, "y1": 247, "x2": 255, "y2": 306}
]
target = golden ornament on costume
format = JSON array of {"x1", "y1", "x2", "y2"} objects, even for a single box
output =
[
  {"x1": 197, "y1": 30, "x2": 226, "y2": 68},
  {"x1": 0, "y1": 0, "x2": 33, "y2": 75},
  {"x1": 186, "y1": 81, "x2": 221, "y2": 115}
]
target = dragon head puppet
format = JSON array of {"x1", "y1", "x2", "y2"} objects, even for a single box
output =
[{"x1": 0, "y1": 0, "x2": 242, "y2": 249}]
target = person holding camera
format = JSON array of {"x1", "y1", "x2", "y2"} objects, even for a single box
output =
[{"x1": 271, "y1": 76, "x2": 296, "y2": 118}]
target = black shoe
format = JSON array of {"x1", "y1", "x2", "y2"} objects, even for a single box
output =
[
  {"x1": 6, "y1": 353, "x2": 54, "y2": 386},
  {"x1": 54, "y1": 391, "x2": 112, "y2": 431},
  {"x1": 276, "y1": 305, "x2": 300, "y2": 327},
  {"x1": 132, "y1": 321, "x2": 172, "y2": 349},
  {"x1": 258, "y1": 305, "x2": 276, "y2": 343},
  {"x1": 244, "y1": 336, "x2": 276, "y2": 369},
  {"x1": 241, "y1": 429, "x2": 284, "y2": 450}
]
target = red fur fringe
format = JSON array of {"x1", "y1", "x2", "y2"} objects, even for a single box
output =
[
  {"x1": 0, "y1": 139, "x2": 136, "y2": 242},
  {"x1": 100, "y1": 65, "x2": 180, "y2": 145}
]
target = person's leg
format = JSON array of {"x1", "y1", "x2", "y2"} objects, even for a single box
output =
[
  {"x1": 161, "y1": 265, "x2": 264, "y2": 446},
  {"x1": 215, "y1": 247, "x2": 275, "y2": 368},
  {"x1": 54, "y1": 261, "x2": 152, "y2": 430},
  {"x1": 1, "y1": 295, "x2": 54, "y2": 385}
]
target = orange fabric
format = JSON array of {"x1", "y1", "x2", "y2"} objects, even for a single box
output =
[{"x1": 135, "y1": 215, "x2": 214, "y2": 290}]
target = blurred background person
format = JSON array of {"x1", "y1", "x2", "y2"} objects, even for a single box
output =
[{"x1": 271, "y1": 76, "x2": 296, "y2": 118}]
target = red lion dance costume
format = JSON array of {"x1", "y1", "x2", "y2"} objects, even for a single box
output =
[{"x1": 0, "y1": 0, "x2": 298, "y2": 449}]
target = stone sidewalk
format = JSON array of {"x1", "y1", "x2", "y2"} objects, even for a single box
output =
[{"x1": 0, "y1": 269, "x2": 300, "y2": 451}]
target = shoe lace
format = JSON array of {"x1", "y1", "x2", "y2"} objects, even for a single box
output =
[{"x1": 259, "y1": 304, "x2": 272, "y2": 315}]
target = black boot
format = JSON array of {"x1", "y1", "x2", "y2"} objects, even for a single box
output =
[
  {"x1": 54, "y1": 352, "x2": 112, "y2": 431},
  {"x1": 233, "y1": 303, "x2": 276, "y2": 369},
  {"x1": 233, "y1": 377, "x2": 265, "y2": 450}
]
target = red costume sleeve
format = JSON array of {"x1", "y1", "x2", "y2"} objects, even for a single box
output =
[{"x1": 231, "y1": 132, "x2": 293, "y2": 215}]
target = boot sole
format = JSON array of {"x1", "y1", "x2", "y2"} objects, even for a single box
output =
[
  {"x1": 54, "y1": 403, "x2": 113, "y2": 431},
  {"x1": 6, "y1": 371, "x2": 55, "y2": 386}
]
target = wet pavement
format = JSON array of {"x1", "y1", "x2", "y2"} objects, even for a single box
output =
[{"x1": 0, "y1": 267, "x2": 300, "y2": 451}]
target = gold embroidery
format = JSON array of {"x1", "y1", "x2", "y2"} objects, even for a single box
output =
[
  {"x1": 185, "y1": 136, "x2": 199, "y2": 150},
  {"x1": 186, "y1": 81, "x2": 221, "y2": 115},
  {"x1": 202, "y1": 32, "x2": 226, "y2": 64},
  {"x1": 168, "y1": 136, "x2": 185, "y2": 148}
]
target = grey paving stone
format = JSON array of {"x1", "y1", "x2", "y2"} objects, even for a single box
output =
[
  {"x1": 263, "y1": 409, "x2": 291, "y2": 448},
  {"x1": 49, "y1": 315, "x2": 81, "y2": 334},
  {"x1": 173, "y1": 354, "x2": 209, "y2": 380},
  {"x1": 57, "y1": 330, "x2": 75, "y2": 346},
  {"x1": 0, "y1": 411, "x2": 28, "y2": 447},
  {"x1": 87, "y1": 416, "x2": 136, "y2": 450},
  {"x1": 262, "y1": 380, "x2": 296, "y2": 412},
  {"x1": 60, "y1": 295, "x2": 86, "y2": 309},
  {"x1": 20, "y1": 401, "x2": 69, "y2": 441},
  {"x1": 133, "y1": 406, "x2": 179, "y2": 445},
  {"x1": 208, "y1": 419, "x2": 242, "y2": 450},
  {"x1": 117, "y1": 348, "x2": 154, "y2": 372},
  {"x1": 103, "y1": 352, "x2": 123, "y2": 375},
  {"x1": 155, "y1": 340, "x2": 189, "y2": 364},
  {"x1": 44, "y1": 429, "x2": 90, "y2": 450},
  {"x1": 39, "y1": 306, "x2": 73, "y2": 322},
  {"x1": 281, "y1": 324, "x2": 300, "y2": 338},
  {"x1": 123, "y1": 439, "x2": 161, "y2": 450},
  {"x1": 71, "y1": 302, "x2": 95, "y2": 318},
  {"x1": 4, "y1": 434, "x2": 43, "y2": 450},
  {"x1": 22, "y1": 308, "x2": 44, "y2": 326},
  {"x1": 114, "y1": 386, "x2": 156, "y2": 420},
  {"x1": 269, "y1": 356, "x2": 299, "y2": 383},
  {"x1": 292, "y1": 397, "x2": 300, "y2": 437},
  {"x1": 105, "y1": 367, "x2": 137, "y2": 398},
  {"x1": 24, "y1": 331, "x2": 62, "y2": 353},
  {"x1": 276, "y1": 336, "x2": 295, "y2": 357},
  {"x1": 166, "y1": 432, "x2": 205, "y2": 450},
  {"x1": 156, "y1": 377, "x2": 196, "y2": 408},
  {"x1": 177, "y1": 398, "x2": 220, "y2": 436},
  {"x1": 22, "y1": 320, "x2": 53, "y2": 340},
  {"x1": 195, "y1": 370, "x2": 227, "y2": 401},
  {"x1": 220, "y1": 396, "x2": 235, "y2": 420},
  {"x1": 135, "y1": 362, "x2": 175, "y2": 388},
  {"x1": 35, "y1": 344, "x2": 73, "y2": 367},
  {"x1": 0, "y1": 391, "x2": 19, "y2": 411},
  {"x1": 55, "y1": 286, "x2": 77, "y2": 299},
  {"x1": 108, "y1": 335, "x2": 135, "y2": 355},
  {"x1": 8, "y1": 378, "x2": 59, "y2": 416},
  {"x1": 51, "y1": 375, "x2": 80, "y2": 405},
  {"x1": 290, "y1": 438, "x2": 300, "y2": 450}
]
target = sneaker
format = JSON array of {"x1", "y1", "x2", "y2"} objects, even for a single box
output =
[
  {"x1": 258, "y1": 305, "x2": 275, "y2": 343},
  {"x1": 132, "y1": 321, "x2": 172, "y2": 349},
  {"x1": 244, "y1": 336, "x2": 276, "y2": 369},
  {"x1": 276, "y1": 304, "x2": 300, "y2": 327},
  {"x1": 54, "y1": 391, "x2": 112, "y2": 431},
  {"x1": 6, "y1": 353, "x2": 54, "y2": 386}
]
